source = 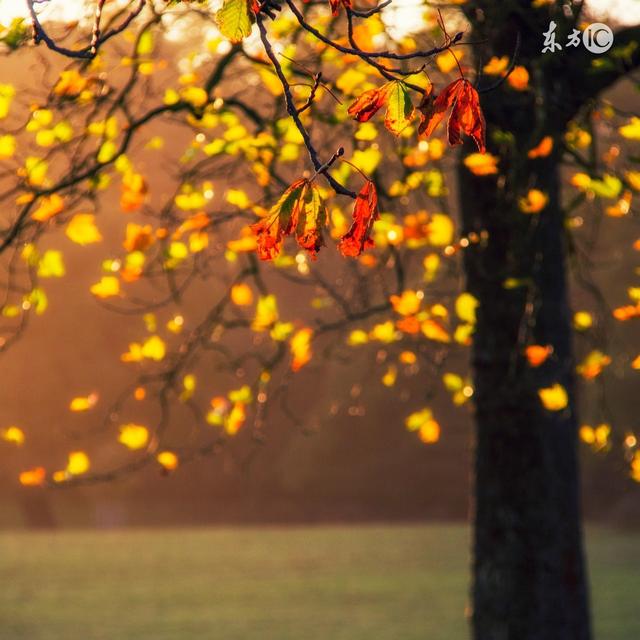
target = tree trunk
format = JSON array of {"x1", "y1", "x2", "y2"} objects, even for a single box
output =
[{"x1": 458, "y1": 85, "x2": 591, "y2": 640}]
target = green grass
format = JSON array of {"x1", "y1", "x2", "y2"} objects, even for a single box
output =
[{"x1": 0, "y1": 525, "x2": 637, "y2": 639}]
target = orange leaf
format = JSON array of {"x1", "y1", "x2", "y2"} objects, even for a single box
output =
[
  {"x1": 347, "y1": 83, "x2": 391, "y2": 123},
  {"x1": 338, "y1": 181, "x2": 379, "y2": 257},
  {"x1": 525, "y1": 344, "x2": 553, "y2": 367},
  {"x1": 31, "y1": 194, "x2": 64, "y2": 222},
  {"x1": 19, "y1": 467, "x2": 46, "y2": 487},
  {"x1": 528, "y1": 136, "x2": 554, "y2": 159}
]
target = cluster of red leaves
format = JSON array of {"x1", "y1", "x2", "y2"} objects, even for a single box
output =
[
  {"x1": 347, "y1": 77, "x2": 486, "y2": 153},
  {"x1": 254, "y1": 76, "x2": 484, "y2": 261},
  {"x1": 329, "y1": 0, "x2": 352, "y2": 16},
  {"x1": 252, "y1": 179, "x2": 378, "y2": 260},
  {"x1": 252, "y1": 179, "x2": 327, "y2": 260},
  {"x1": 418, "y1": 78, "x2": 485, "y2": 153}
]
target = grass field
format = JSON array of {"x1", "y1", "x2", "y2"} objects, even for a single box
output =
[{"x1": 0, "y1": 525, "x2": 637, "y2": 640}]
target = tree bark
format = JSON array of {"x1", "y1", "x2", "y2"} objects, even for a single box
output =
[
  {"x1": 460, "y1": 5, "x2": 640, "y2": 636},
  {"x1": 459, "y1": 6, "x2": 598, "y2": 637},
  {"x1": 459, "y1": 146, "x2": 591, "y2": 640}
]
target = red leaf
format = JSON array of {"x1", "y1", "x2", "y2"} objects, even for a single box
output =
[
  {"x1": 347, "y1": 83, "x2": 391, "y2": 123},
  {"x1": 329, "y1": 0, "x2": 351, "y2": 16},
  {"x1": 251, "y1": 179, "x2": 327, "y2": 261},
  {"x1": 252, "y1": 179, "x2": 307, "y2": 260},
  {"x1": 448, "y1": 80, "x2": 486, "y2": 153},
  {"x1": 338, "y1": 181, "x2": 379, "y2": 258},
  {"x1": 418, "y1": 79, "x2": 486, "y2": 153}
]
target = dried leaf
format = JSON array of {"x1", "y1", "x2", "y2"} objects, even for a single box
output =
[
  {"x1": 338, "y1": 181, "x2": 379, "y2": 257},
  {"x1": 347, "y1": 83, "x2": 392, "y2": 123},
  {"x1": 419, "y1": 78, "x2": 486, "y2": 153},
  {"x1": 252, "y1": 179, "x2": 327, "y2": 260}
]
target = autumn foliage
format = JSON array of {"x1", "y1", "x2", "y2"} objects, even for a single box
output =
[{"x1": 0, "y1": 0, "x2": 637, "y2": 496}]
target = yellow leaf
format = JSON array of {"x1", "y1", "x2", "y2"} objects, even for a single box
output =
[
  {"x1": 348, "y1": 329, "x2": 369, "y2": 346},
  {"x1": 181, "y1": 86, "x2": 209, "y2": 108},
  {"x1": 350, "y1": 147, "x2": 382, "y2": 175},
  {"x1": 421, "y1": 319, "x2": 450, "y2": 343},
  {"x1": 189, "y1": 230, "x2": 209, "y2": 253},
  {"x1": 271, "y1": 321, "x2": 294, "y2": 341},
  {"x1": 123, "y1": 223, "x2": 154, "y2": 252},
  {"x1": 464, "y1": 153, "x2": 499, "y2": 176},
  {"x1": 97, "y1": 140, "x2": 118, "y2": 164},
  {"x1": 455, "y1": 292, "x2": 478, "y2": 324},
  {"x1": 136, "y1": 30, "x2": 154, "y2": 56},
  {"x1": 579, "y1": 425, "x2": 595, "y2": 445},
  {"x1": 483, "y1": 56, "x2": 509, "y2": 75},
  {"x1": 619, "y1": 117, "x2": 640, "y2": 141},
  {"x1": 225, "y1": 402, "x2": 246, "y2": 435},
  {"x1": 370, "y1": 321, "x2": 398, "y2": 343},
  {"x1": 428, "y1": 213, "x2": 454, "y2": 246},
  {"x1": 90, "y1": 276, "x2": 120, "y2": 298},
  {"x1": 231, "y1": 283, "x2": 254, "y2": 306},
  {"x1": 157, "y1": 451, "x2": 179, "y2": 471},
  {"x1": 118, "y1": 424, "x2": 149, "y2": 450},
  {"x1": 229, "y1": 385, "x2": 252, "y2": 404},
  {"x1": 215, "y1": 0, "x2": 253, "y2": 43},
  {"x1": 25, "y1": 157, "x2": 49, "y2": 186},
  {"x1": 0, "y1": 134, "x2": 16, "y2": 158},
  {"x1": 419, "y1": 420, "x2": 440, "y2": 444},
  {"x1": 54, "y1": 69, "x2": 88, "y2": 97},
  {"x1": 66, "y1": 214, "x2": 102, "y2": 245},
  {"x1": 573, "y1": 311, "x2": 593, "y2": 331},
  {"x1": 405, "y1": 407, "x2": 432, "y2": 431},
  {"x1": 576, "y1": 350, "x2": 611, "y2": 380},
  {"x1": 1, "y1": 426, "x2": 25, "y2": 446},
  {"x1": 69, "y1": 393, "x2": 99, "y2": 412},
  {"x1": 538, "y1": 383, "x2": 568, "y2": 411},
  {"x1": 32, "y1": 194, "x2": 64, "y2": 222},
  {"x1": 390, "y1": 290, "x2": 421, "y2": 316},
  {"x1": 436, "y1": 50, "x2": 463, "y2": 74},
  {"x1": 66, "y1": 451, "x2": 90, "y2": 476},
  {"x1": 626, "y1": 171, "x2": 640, "y2": 192},
  {"x1": 226, "y1": 189, "x2": 251, "y2": 208},
  {"x1": 37, "y1": 250, "x2": 65, "y2": 278},
  {"x1": 399, "y1": 351, "x2": 416, "y2": 365},
  {"x1": 519, "y1": 189, "x2": 548, "y2": 214},
  {"x1": 180, "y1": 374, "x2": 197, "y2": 402},
  {"x1": 0, "y1": 83, "x2": 16, "y2": 119},
  {"x1": 141, "y1": 335, "x2": 166, "y2": 361},
  {"x1": 252, "y1": 295, "x2": 279, "y2": 332},
  {"x1": 382, "y1": 365, "x2": 397, "y2": 387},
  {"x1": 290, "y1": 328, "x2": 313, "y2": 372},
  {"x1": 443, "y1": 373, "x2": 463, "y2": 393}
]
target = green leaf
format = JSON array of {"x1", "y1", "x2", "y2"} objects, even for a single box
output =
[
  {"x1": 384, "y1": 82, "x2": 414, "y2": 136},
  {"x1": 215, "y1": 0, "x2": 253, "y2": 43}
]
